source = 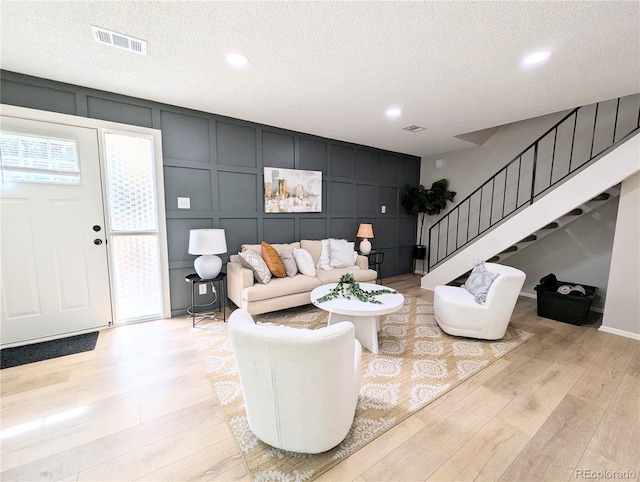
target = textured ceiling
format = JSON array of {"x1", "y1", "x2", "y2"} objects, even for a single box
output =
[{"x1": 1, "y1": 1, "x2": 638, "y2": 158}]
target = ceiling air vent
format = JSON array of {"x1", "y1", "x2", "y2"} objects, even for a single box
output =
[
  {"x1": 403, "y1": 125, "x2": 425, "y2": 133},
  {"x1": 91, "y1": 26, "x2": 147, "y2": 55}
]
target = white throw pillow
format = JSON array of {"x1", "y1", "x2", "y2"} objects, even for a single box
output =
[
  {"x1": 238, "y1": 250, "x2": 272, "y2": 284},
  {"x1": 316, "y1": 239, "x2": 332, "y2": 270},
  {"x1": 293, "y1": 248, "x2": 316, "y2": 276},
  {"x1": 328, "y1": 239, "x2": 356, "y2": 268},
  {"x1": 464, "y1": 260, "x2": 499, "y2": 304}
]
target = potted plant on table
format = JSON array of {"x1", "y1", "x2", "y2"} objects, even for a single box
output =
[{"x1": 401, "y1": 179, "x2": 456, "y2": 260}]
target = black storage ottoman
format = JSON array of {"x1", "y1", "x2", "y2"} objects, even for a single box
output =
[{"x1": 534, "y1": 281, "x2": 597, "y2": 325}]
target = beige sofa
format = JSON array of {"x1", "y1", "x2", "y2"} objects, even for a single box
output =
[{"x1": 227, "y1": 240, "x2": 378, "y2": 315}]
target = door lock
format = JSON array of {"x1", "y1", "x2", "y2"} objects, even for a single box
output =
[{"x1": 94, "y1": 239, "x2": 103, "y2": 245}]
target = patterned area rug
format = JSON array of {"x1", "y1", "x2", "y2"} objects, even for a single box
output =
[{"x1": 191, "y1": 293, "x2": 533, "y2": 481}]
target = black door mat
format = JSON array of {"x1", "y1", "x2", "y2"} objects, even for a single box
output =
[{"x1": 1, "y1": 332, "x2": 99, "y2": 369}]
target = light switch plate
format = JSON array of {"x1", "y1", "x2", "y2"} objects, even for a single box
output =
[
  {"x1": 381, "y1": 205, "x2": 386, "y2": 214},
  {"x1": 177, "y1": 197, "x2": 191, "y2": 209}
]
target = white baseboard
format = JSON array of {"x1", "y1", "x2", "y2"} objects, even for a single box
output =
[{"x1": 598, "y1": 325, "x2": 640, "y2": 341}]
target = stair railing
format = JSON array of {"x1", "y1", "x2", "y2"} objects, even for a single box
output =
[{"x1": 427, "y1": 94, "x2": 640, "y2": 272}]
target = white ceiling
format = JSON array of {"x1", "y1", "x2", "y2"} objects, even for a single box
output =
[{"x1": 1, "y1": 1, "x2": 638, "y2": 158}]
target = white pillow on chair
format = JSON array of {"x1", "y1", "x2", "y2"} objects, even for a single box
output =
[{"x1": 464, "y1": 260, "x2": 499, "y2": 304}]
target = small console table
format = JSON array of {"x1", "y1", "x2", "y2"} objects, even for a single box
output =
[{"x1": 185, "y1": 273, "x2": 227, "y2": 327}]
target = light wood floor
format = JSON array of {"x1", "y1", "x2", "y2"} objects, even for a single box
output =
[{"x1": 1, "y1": 274, "x2": 639, "y2": 482}]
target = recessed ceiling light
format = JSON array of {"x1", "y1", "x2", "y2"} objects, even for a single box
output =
[
  {"x1": 225, "y1": 52, "x2": 250, "y2": 69},
  {"x1": 522, "y1": 50, "x2": 552, "y2": 66},
  {"x1": 385, "y1": 107, "x2": 402, "y2": 120}
]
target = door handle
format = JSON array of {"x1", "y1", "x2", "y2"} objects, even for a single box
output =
[
  {"x1": 93, "y1": 225, "x2": 102, "y2": 232},
  {"x1": 94, "y1": 239, "x2": 103, "y2": 245}
]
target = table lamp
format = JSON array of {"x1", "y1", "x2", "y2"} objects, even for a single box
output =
[
  {"x1": 189, "y1": 229, "x2": 227, "y2": 279},
  {"x1": 356, "y1": 223, "x2": 374, "y2": 255}
]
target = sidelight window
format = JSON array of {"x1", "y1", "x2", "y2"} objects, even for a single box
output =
[{"x1": 104, "y1": 131, "x2": 163, "y2": 323}]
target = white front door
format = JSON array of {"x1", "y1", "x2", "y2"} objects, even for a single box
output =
[{"x1": 1, "y1": 116, "x2": 112, "y2": 345}]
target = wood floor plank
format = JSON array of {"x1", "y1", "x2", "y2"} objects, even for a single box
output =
[
  {"x1": 140, "y1": 378, "x2": 217, "y2": 423},
  {"x1": 497, "y1": 360, "x2": 585, "y2": 436},
  {"x1": 362, "y1": 386, "x2": 511, "y2": 481},
  {"x1": 73, "y1": 358, "x2": 206, "y2": 406},
  {"x1": 569, "y1": 335, "x2": 637, "y2": 408},
  {"x1": 206, "y1": 463, "x2": 251, "y2": 482},
  {"x1": 481, "y1": 352, "x2": 553, "y2": 400},
  {"x1": 55, "y1": 473, "x2": 80, "y2": 482},
  {"x1": 317, "y1": 414, "x2": 427, "y2": 481},
  {"x1": 414, "y1": 357, "x2": 512, "y2": 425},
  {"x1": 587, "y1": 373, "x2": 640, "y2": 471},
  {"x1": 0, "y1": 399, "x2": 219, "y2": 481},
  {"x1": 499, "y1": 394, "x2": 605, "y2": 481},
  {"x1": 428, "y1": 418, "x2": 531, "y2": 481},
  {"x1": 0, "y1": 368, "x2": 72, "y2": 396},
  {"x1": 1, "y1": 391, "x2": 80, "y2": 428},
  {"x1": 1, "y1": 406, "x2": 141, "y2": 471},
  {"x1": 77, "y1": 420, "x2": 230, "y2": 481},
  {"x1": 556, "y1": 326, "x2": 614, "y2": 367},
  {"x1": 1, "y1": 374, "x2": 193, "y2": 443},
  {"x1": 134, "y1": 437, "x2": 243, "y2": 482},
  {"x1": 628, "y1": 345, "x2": 640, "y2": 379}
]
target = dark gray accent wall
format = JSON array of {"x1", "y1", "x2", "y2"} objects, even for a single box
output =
[{"x1": 1, "y1": 70, "x2": 420, "y2": 316}]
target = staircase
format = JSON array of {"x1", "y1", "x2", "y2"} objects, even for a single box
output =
[
  {"x1": 447, "y1": 187, "x2": 621, "y2": 286},
  {"x1": 422, "y1": 94, "x2": 640, "y2": 290}
]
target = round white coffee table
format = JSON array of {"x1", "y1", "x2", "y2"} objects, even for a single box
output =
[{"x1": 310, "y1": 283, "x2": 405, "y2": 354}]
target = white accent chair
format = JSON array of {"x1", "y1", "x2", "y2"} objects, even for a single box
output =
[
  {"x1": 227, "y1": 309, "x2": 362, "y2": 454},
  {"x1": 434, "y1": 263, "x2": 526, "y2": 340}
]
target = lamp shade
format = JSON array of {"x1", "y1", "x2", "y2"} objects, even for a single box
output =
[
  {"x1": 356, "y1": 224, "x2": 374, "y2": 239},
  {"x1": 356, "y1": 223, "x2": 374, "y2": 255},
  {"x1": 189, "y1": 229, "x2": 227, "y2": 255},
  {"x1": 188, "y1": 229, "x2": 227, "y2": 279}
]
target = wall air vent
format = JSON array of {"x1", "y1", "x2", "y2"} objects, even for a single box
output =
[
  {"x1": 91, "y1": 26, "x2": 147, "y2": 55},
  {"x1": 403, "y1": 125, "x2": 425, "y2": 132}
]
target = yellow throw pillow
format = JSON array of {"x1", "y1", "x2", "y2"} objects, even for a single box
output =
[{"x1": 261, "y1": 241, "x2": 286, "y2": 278}]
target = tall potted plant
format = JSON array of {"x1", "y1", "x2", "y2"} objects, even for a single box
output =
[{"x1": 401, "y1": 179, "x2": 456, "y2": 260}]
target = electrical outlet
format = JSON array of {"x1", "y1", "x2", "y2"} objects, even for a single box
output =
[
  {"x1": 199, "y1": 283, "x2": 207, "y2": 295},
  {"x1": 177, "y1": 197, "x2": 191, "y2": 209}
]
